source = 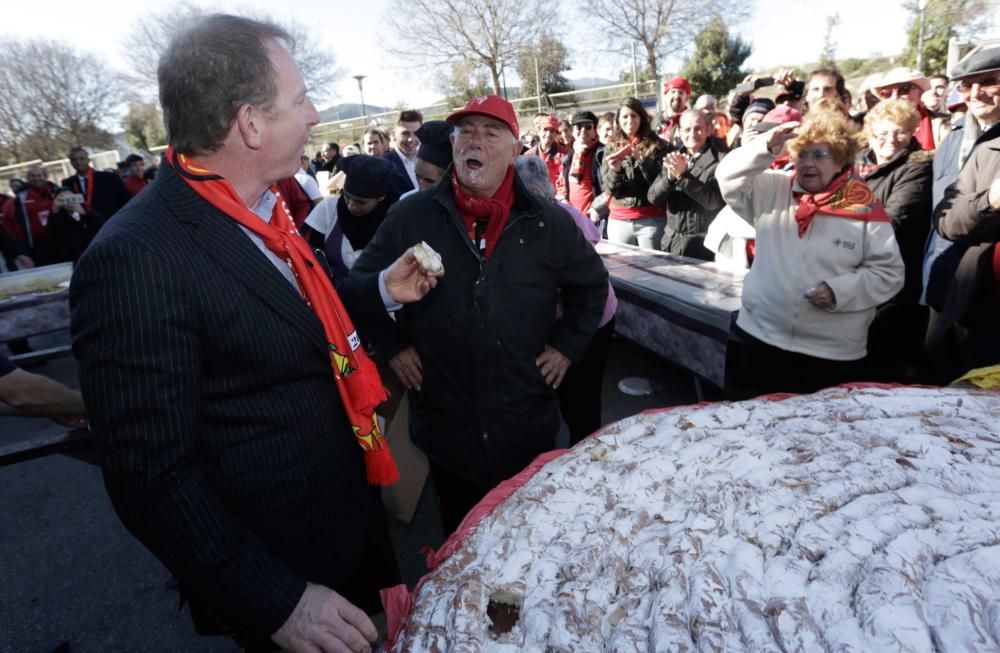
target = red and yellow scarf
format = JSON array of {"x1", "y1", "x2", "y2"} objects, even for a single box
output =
[
  {"x1": 793, "y1": 170, "x2": 889, "y2": 238},
  {"x1": 166, "y1": 147, "x2": 398, "y2": 486},
  {"x1": 451, "y1": 166, "x2": 515, "y2": 259}
]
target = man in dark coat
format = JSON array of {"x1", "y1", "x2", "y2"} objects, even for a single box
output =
[
  {"x1": 384, "y1": 109, "x2": 423, "y2": 193},
  {"x1": 70, "y1": 15, "x2": 436, "y2": 653},
  {"x1": 61, "y1": 146, "x2": 132, "y2": 220},
  {"x1": 922, "y1": 45, "x2": 1000, "y2": 383},
  {"x1": 353, "y1": 95, "x2": 608, "y2": 535},
  {"x1": 648, "y1": 110, "x2": 726, "y2": 259}
]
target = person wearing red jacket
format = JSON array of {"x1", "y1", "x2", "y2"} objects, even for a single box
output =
[
  {"x1": 2, "y1": 165, "x2": 59, "y2": 265},
  {"x1": 122, "y1": 154, "x2": 149, "y2": 196},
  {"x1": 525, "y1": 114, "x2": 568, "y2": 193}
]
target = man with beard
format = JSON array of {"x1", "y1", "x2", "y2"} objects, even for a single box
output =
[
  {"x1": 353, "y1": 95, "x2": 608, "y2": 534},
  {"x1": 659, "y1": 76, "x2": 691, "y2": 139},
  {"x1": 61, "y1": 147, "x2": 132, "y2": 219}
]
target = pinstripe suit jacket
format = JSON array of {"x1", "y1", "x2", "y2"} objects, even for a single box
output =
[{"x1": 70, "y1": 162, "x2": 394, "y2": 642}]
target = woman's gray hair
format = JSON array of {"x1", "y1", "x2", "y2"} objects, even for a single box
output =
[
  {"x1": 514, "y1": 155, "x2": 555, "y2": 201},
  {"x1": 158, "y1": 14, "x2": 292, "y2": 155}
]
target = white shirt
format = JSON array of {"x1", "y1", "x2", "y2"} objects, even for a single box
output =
[
  {"x1": 294, "y1": 168, "x2": 322, "y2": 202},
  {"x1": 395, "y1": 147, "x2": 418, "y2": 189}
]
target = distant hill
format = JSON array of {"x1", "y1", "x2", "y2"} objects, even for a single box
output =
[
  {"x1": 318, "y1": 103, "x2": 392, "y2": 123},
  {"x1": 570, "y1": 77, "x2": 617, "y2": 90}
]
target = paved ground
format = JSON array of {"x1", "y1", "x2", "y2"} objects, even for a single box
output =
[{"x1": 1, "y1": 332, "x2": 698, "y2": 653}]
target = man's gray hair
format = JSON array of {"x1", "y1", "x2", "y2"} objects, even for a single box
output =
[
  {"x1": 158, "y1": 14, "x2": 292, "y2": 155},
  {"x1": 513, "y1": 155, "x2": 555, "y2": 201}
]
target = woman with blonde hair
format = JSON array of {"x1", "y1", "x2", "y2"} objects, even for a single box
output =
[
  {"x1": 858, "y1": 99, "x2": 933, "y2": 380},
  {"x1": 601, "y1": 97, "x2": 671, "y2": 249},
  {"x1": 716, "y1": 107, "x2": 905, "y2": 396}
]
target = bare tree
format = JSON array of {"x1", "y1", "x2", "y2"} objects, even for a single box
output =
[
  {"x1": 0, "y1": 39, "x2": 124, "y2": 163},
  {"x1": 121, "y1": 3, "x2": 340, "y2": 103},
  {"x1": 384, "y1": 0, "x2": 556, "y2": 96},
  {"x1": 578, "y1": 0, "x2": 749, "y2": 81}
]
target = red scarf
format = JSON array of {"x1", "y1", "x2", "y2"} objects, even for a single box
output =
[
  {"x1": 166, "y1": 148, "x2": 398, "y2": 486},
  {"x1": 450, "y1": 166, "x2": 515, "y2": 259},
  {"x1": 80, "y1": 168, "x2": 95, "y2": 211},
  {"x1": 915, "y1": 104, "x2": 935, "y2": 151},
  {"x1": 793, "y1": 170, "x2": 890, "y2": 238}
]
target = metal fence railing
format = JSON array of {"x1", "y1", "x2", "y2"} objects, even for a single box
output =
[{"x1": 308, "y1": 80, "x2": 660, "y2": 148}]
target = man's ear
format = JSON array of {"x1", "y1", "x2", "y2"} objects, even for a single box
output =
[{"x1": 235, "y1": 104, "x2": 264, "y2": 150}]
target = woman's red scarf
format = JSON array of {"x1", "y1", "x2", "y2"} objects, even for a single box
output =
[
  {"x1": 792, "y1": 170, "x2": 890, "y2": 238},
  {"x1": 166, "y1": 147, "x2": 398, "y2": 486},
  {"x1": 450, "y1": 166, "x2": 515, "y2": 259}
]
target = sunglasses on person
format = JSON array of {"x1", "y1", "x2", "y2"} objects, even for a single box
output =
[
  {"x1": 957, "y1": 77, "x2": 1000, "y2": 95},
  {"x1": 875, "y1": 84, "x2": 915, "y2": 99}
]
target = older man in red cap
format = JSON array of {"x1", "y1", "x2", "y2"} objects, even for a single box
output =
[
  {"x1": 660, "y1": 76, "x2": 692, "y2": 138},
  {"x1": 525, "y1": 113, "x2": 569, "y2": 191},
  {"x1": 353, "y1": 95, "x2": 609, "y2": 534}
]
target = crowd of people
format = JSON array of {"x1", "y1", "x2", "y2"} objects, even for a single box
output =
[
  {"x1": 2, "y1": 11, "x2": 999, "y2": 652},
  {"x1": 0, "y1": 147, "x2": 157, "y2": 272}
]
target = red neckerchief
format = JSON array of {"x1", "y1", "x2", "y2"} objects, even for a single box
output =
[
  {"x1": 915, "y1": 103, "x2": 935, "y2": 151},
  {"x1": 450, "y1": 166, "x2": 515, "y2": 259},
  {"x1": 79, "y1": 168, "x2": 95, "y2": 211},
  {"x1": 165, "y1": 147, "x2": 398, "y2": 486},
  {"x1": 792, "y1": 170, "x2": 890, "y2": 238}
]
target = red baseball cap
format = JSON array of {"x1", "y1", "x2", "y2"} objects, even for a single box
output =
[
  {"x1": 447, "y1": 95, "x2": 520, "y2": 138},
  {"x1": 539, "y1": 115, "x2": 560, "y2": 130},
  {"x1": 664, "y1": 77, "x2": 692, "y2": 95}
]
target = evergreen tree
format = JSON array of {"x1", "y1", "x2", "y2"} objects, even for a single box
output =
[
  {"x1": 515, "y1": 36, "x2": 573, "y2": 98},
  {"x1": 679, "y1": 17, "x2": 752, "y2": 100},
  {"x1": 901, "y1": 0, "x2": 998, "y2": 74}
]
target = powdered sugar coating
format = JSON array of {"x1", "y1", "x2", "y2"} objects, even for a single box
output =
[{"x1": 395, "y1": 387, "x2": 1000, "y2": 652}]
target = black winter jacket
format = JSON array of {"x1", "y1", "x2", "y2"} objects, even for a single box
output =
[
  {"x1": 352, "y1": 173, "x2": 608, "y2": 488},
  {"x1": 860, "y1": 141, "x2": 933, "y2": 306},
  {"x1": 602, "y1": 138, "x2": 671, "y2": 211},
  {"x1": 647, "y1": 143, "x2": 726, "y2": 259}
]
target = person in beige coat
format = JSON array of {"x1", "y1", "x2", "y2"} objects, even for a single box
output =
[{"x1": 717, "y1": 106, "x2": 904, "y2": 397}]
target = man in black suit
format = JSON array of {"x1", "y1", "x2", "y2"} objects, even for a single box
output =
[
  {"x1": 384, "y1": 109, "x2": 422, "y2": 193},
  {"x1": 71, "y1": 14, "x2": 438, "y2": 653},
  {"x1": 61, "y1": 146, "x2": 132, "y2": 220}
]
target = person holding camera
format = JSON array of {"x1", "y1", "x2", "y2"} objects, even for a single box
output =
[{"x1": 45, "y1": 187, "x2": 105, "y2": 264}]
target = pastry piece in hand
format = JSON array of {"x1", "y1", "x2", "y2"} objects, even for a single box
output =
[{"x1": 413, "y1": 241, "x2": 444, "y2": 277}]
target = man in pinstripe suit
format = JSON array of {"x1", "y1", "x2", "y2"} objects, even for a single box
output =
[{"x1": 70, "y1": 15, "x2": 438, "y2": 653}]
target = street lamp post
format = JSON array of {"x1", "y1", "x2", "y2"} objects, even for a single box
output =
[
  {"x1": 916, "y1": 0, "x2": 929, "y2": 74},
  {"x1": 353, "y1": 74, "x2": 368, "y2": 122}
]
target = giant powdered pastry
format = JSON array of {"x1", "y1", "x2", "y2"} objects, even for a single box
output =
[{"x1": 392, "y1": 386, "x2": 1000, "y2": 652}]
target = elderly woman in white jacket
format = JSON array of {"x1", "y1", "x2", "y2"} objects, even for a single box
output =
[{"x1": 717, "y1": 105, "x2": 904, "y2": 396}]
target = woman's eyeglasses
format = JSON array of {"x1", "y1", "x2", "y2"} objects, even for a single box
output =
[{"x1": 795, "y1": 150, "x2": 834, "y2": 163}]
